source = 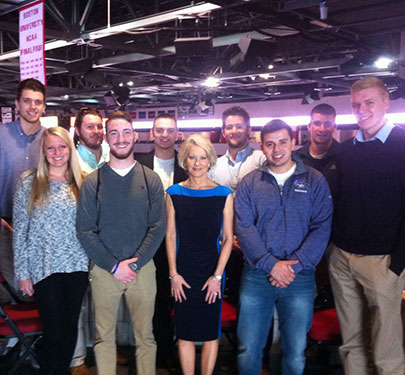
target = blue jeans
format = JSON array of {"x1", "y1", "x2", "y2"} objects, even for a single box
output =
[{"x1": 237, "y1": 265, "x2": 315, "y2": 375}]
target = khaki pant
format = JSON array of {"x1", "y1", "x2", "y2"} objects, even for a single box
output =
[
  {"x1": 328, "y1": 244, "x2": 405, "y2": 375},
  {"x1": 90, "y1": 261, "x2": 157, "y2": 375}
]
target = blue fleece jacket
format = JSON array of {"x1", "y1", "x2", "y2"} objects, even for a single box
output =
[{"x1": 234, "y1": 155, "x2": 333, "y2": 275}]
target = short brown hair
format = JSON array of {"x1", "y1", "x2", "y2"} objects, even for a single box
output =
[
  {"x1": 261, "y1": 119, "x2": 293, "y2": 142},
  {"x1": 73, "y1": 107, "x2": 103, "y2": 146},
  {"x1": 105, "y1": 110, "x2": 132, "y2": 131},
  {"x1": 310, "y1": 103, "x2": 336, "y2": 118},
  {"x1": 153, "y1": 113, "x2": 177, "y2": 129},
  {"x1": 351, "y1": 77, "x2": 389, "y2": 99},
  {"x1": 17, "y1": 78, "x2": 46, "y2": 101},
  {"x1": 222, "y1": 106, "x2": 250, "y2": 129}
]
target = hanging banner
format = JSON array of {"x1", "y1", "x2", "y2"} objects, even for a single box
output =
[{"x1": 19, "y1": 0, "x2": 46, "y2": 85}]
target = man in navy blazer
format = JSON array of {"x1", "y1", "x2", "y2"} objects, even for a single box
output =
[{"x1": 135, "y1": 113, "x2": 187, "y2": 373}]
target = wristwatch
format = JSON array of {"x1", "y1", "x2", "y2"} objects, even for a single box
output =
[
  {"x1": 129, "y1": 262, "x2": 138, "y2": 272},
  {"x1": 213, "y1": 274, "x2": 222, "y2": 282}
]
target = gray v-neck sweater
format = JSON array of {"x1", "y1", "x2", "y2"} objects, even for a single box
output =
[{"x1": 77, "y1": 163, "x2": 166, "y2": 272}]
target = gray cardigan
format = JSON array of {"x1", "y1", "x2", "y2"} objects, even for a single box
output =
[
  {"x1": 76, "y1": 162, "x2": 166, "y2": 272},
  {"x1": 13, "y1": 172, "x2": 89, "y2": 284}
]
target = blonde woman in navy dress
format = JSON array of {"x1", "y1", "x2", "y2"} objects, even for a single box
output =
[{"x1": 166, "y1": 135, "x2": 233, "y2": 375}]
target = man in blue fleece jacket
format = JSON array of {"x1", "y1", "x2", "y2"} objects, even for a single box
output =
[{"x1": 235, "y1": 120, "x2": 333, "y2": 375}]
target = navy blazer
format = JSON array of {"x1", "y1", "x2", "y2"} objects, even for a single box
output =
[{"x1": 134, "y1": 149, "x2": 188, "y2": 186}]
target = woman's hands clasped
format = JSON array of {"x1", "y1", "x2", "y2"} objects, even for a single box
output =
[
  {"x1": 170, "y1": 274, "x2": 191, "y2": 302},
  {"x1": 202, "y1": 276, "x2": 221, "y2": 304}
]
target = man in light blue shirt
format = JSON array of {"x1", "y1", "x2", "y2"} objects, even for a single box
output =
[
  {"x1": 0, "y1": 78, "x2": 46, "y2": 303},
  {"x1": 208, "y1": 104, "x2": 266, "y2": 325},
  {"x1": 74, "y1": 107, "x2": 109, "y2": 174},
  {"x1": 209, "y1": 106, "x2": 265, "y2": 191},
  {"x1": 0, "y1": 78, "x2": 46, "y2": 221}
]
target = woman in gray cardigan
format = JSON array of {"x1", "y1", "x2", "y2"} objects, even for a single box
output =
[{"x1": 13, "y1": 126, "x2": 88, "y2": 375}]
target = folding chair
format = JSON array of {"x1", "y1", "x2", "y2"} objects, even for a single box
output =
[
  {"x1": 221, "y1": 298, "x2": 237, "y2": 350},
  {"x1": 0, "y1": 273, "x2": 43, "y2": 374},
  {"x1": 307, "y1": 308, "x2": 341, "y2": 371}
]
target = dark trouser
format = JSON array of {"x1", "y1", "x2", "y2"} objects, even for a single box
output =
[
  {"x1": 34, "y1": 272, "x2": 88, "y2": 375},
  {"x1": 153, "y1": 245, "x2": 174, "y2": 368}
]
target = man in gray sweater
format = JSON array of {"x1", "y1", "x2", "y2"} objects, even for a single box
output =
[{"x1": 77, "y1": 110, "x2": 166, "y2": 375}]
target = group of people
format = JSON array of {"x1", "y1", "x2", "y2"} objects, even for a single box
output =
[{"x1": 0, "y1": 75, "x2": 404, "y2": 375}]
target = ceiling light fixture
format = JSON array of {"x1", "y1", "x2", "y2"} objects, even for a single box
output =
[
  {"x1": 259, "y1": 74, "x2": 275, "y2": 79},
  {"x1": 314, "y1": 87, "x2": 332, "y2": 92},
  {"x1": 374, "y1": 57, "x2": 394, "y2": 69},
  {"x1": 127, "y1": 81, "x2": 134, "y2": 86},
  {"x1": 203, "y1": 77, "x2": 220, "y2": 87},
  {"x1": 264, "y1": 91, "x2": 281, "y2": 96},
  {"x1": 319, "y1": 2, "x2": 328, "y2": 20}
]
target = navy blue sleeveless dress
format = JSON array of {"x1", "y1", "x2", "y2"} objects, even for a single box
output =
[{"x1": 166, "y1": 184, "x2": 232, "y2": 341}]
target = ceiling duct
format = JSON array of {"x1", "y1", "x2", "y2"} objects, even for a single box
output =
[
  {"x1": 340, "y1": 56, "x2": 364, "y2": 75},
  {"x1": 105, "y1": 88, "x2": 130, "y2": 107},
  {"x1": 113, "y1": 86, "x2": 130, "y2": 106},
  {"x1": 174, "y1": 37, "x2": 213, "y2": 57},
  {"x1": 301, "y1": 87, "x2": 321, "y2": 105},
  {"x1": 65, "y1": 58, "x2": 93, "y2": 75},
  {"x1": 104, "y1": 91, "x2": 119, "y2": 107},
  {"x1": 231, "y1": 37, "x2": 277, "y2": 68}
]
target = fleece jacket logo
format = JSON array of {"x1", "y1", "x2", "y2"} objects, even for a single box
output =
[{"x1": 293, "y1": 179, "x2": 308, "y2": 193}]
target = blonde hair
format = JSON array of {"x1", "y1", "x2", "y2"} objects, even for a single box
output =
[
  {"x1": 28, "y1": 127, "x2": 83, "y2": 216},
  {"x1": 351, "y1": 77, "x2": 389, "y2": 99},
  {"x1": 178, "y1": 134, "x2": 217, "y2": 171}
]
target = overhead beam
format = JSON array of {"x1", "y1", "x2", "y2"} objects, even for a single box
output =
[
  {"x1": 45, "y1": 0, "x2": 71, "y2": 32},
  {"x1": 0, "y1": 2, "x2": 221, "y2": 61},
  {"x1": 238, "y1": 2, "x2": 376, "y2": 53},
  {"x1": 84, "y1": 2, "x2": 221, "y2": 40},
  {"x1": 79, "y1": 0, "x2": 96, "y2": 27},
  {"x1": 94, "y1": 30, "x2": 273, "y2": 68},
  {"x1": 219, "y1": 58, "x2": 351, "y2": 81},
  {"x1": 97, "y1": 65, "x2": 201, "y2": 81},
  {"x1": 123, "y1": 0, "x2": 141, "y2": 18},
  {"x1": 71, "y1": 0, "x2": 79, "y2": 25},
  {"x1": 0, "y1": 0, "x2": 39, "y2": 16}
]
